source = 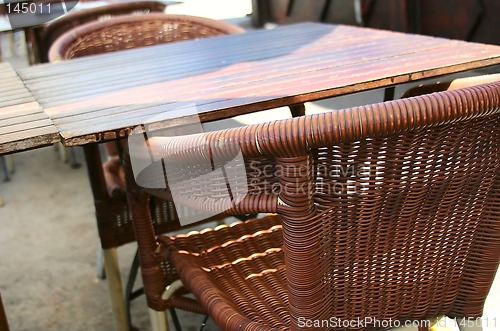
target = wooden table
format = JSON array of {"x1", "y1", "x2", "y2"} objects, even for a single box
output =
[
  {"x1": 0, "y1": 62, "x2": 58, "y2": 155},
  {"x1": 15, "y1": 22, "x2": 500, "y2": 148},
  {"x1": 0, "y1": 61, "x2": 58, "y2": 205}
]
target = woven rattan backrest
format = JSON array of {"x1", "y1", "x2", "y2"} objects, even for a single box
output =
[
  {"x1": 37, "y1": 1, "x2": 166, "y2": 63},
  {"x1": 48, "y1": 13, "x2": 244, "y2": 61},
  {"x1": 135, "y1": 81, "x2": 500, "y2": 327}
]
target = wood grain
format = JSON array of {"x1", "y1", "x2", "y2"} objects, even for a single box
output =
[
  {"x1": 0, "y1": 63, "x2": 59, "y2": 155},
  {"x1": 15, "y1": 23, "x2": 500, "y2": 147}
]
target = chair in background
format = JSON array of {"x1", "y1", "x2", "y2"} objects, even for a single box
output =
[
  {"x1": 30, "y1": 1, "x2": 167, "y2": 64},
  {"x1": 0, "y1": 292, "x2": 9, "y2": 331},
  {"x1": 125, "y1": 78, "x2": 500, "y2": 330},
  {"x1": 0, "y1": 155, "x2": 14, "y2": 182},
  {"x1": 27, "y1": 1, "x2": 167, "y2": 168},
  {"x1": 48, "y1": 13, "x2": 244, "y2": 331}
]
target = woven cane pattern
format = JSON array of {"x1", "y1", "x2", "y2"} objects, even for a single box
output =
[
  {"x1": 37, "y1": 1, "x2": 166, "y2": 63},
  {"x1": 306, "y1": 117, "x2": 500, "y2": 325},
  {"x1": 49, "y1": 14, "x2": 244, "y2": 62},
  {"x1": 130, "y1": 81, "x2": 500, "y2": 328},
  {"x1": 164, "y1": 216, "x2": 289, "y2": 330}
]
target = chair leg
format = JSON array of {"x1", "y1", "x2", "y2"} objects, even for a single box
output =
[
  {"x1": 146, "y1": 279, "x2": 186, "y2": 331},
  {"x1": 125, "y1": 251, "x2": 182, "y2": 331},
  {"x1": 199, "y1": 315, "x2": 209, "y2": 331},
  {"x1": 96, "y1": 246, "x2": 106, "y2": 279},
  {"x1": 148, "y1": 308, "x2": 169, "y2": 331},
  {"x1": 69, "y1": 148, "x2": 81, "y2": 169},
  {"x1": 289, "y1": 103, "x2": 306, "y2": 117},
  {"x1": 125, "y1": 249, "x2": 140, "y2": 330},
  {"x1": 5, "y1": 156, "x2": 14, "y2": 174},
  {"x1": 56, "y1": 143, "x2": 68, "y2": 163},
  {"x1": 8, "y1": 32, "x2": 14, "y2": 57},
  {"x1": 103, "y1": 248, "x2": 129, "y2": 331},
  {"x1": 169, "y1": 309, "x2": 182, "y2": 331},
  {"x1": 55, "y1": 143, "x2": 81, "y2": 168},
  {"x1": 1, "y1": 157, "x2": 10, "y2": 182},
  {"x1": 12, "y1": 31, "x2": 24, "y2": 57},
  {"x1": 384, "y1": 86, "x2": 396, "y2": 101}
]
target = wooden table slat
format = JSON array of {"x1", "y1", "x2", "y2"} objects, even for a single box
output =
[
  {"x1": 0, "y1": 63, "x2": 59, "y2": 154},
  {"x1": 45, "y1": 43, "x2": 500, "y2": 126},
  {"x1": 23, "y1": 29, "x2": 393, "y2": 92},
  {"x1": 4, "y1": 23, "x2": 500, "y2": 150},
  {"x1": 27, "y1": 36, "x2": 454, "y2": 107},
  {"x1": 0, "y1": 112, "x2": 52, "y2": 128},
  {"x1": 0, "y1": 128, "x2": 61, "y2": 155},
  {"x1": 19, "y1": 23, "x2": 335, "y2": 78},
  {"x1": 22, "y1": 24, "x2": 400, "y2": 83},
  {"x1": 0, "y1": 101, "x2": 44, "y2": 118}
]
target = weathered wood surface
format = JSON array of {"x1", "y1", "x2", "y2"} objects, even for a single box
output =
[
  {"x1": 17, "y1": 23, "x2": 500, "y2": 147},
  {"x1": 0, "y1": 62, "x2": 58, "y2": 155}
]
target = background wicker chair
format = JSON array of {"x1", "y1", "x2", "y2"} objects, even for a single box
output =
[
  {"x1": 30, "y1": 1, "x2": 167, "y2": 64},
  {"x1": 48, "y1": 13, "x2": 244, "y2": 331},
  {"x1": 125, "y1": 77, "x2": 500, "y2": 331}
]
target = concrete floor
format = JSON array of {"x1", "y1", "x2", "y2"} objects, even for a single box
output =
[
  {"x1": 1, "y1": 1, "x2": 499, "y2": 330},
  {"x1": 0, "y1": 3, "x2": 252, "y2": 330}
]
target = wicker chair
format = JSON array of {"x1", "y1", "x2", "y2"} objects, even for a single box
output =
[
  {"x1": 30, "y1": 1, "x2": 167, "y2": 64},
  {"x1": 124, "y1": 78, "x2": 500, "y2": 331},
  {"x1": 48, "y1": 13, "x2": 245, "y2": 61},
  {"x1": 48, "y1": 13, "x2": 244, "y2": 331}
]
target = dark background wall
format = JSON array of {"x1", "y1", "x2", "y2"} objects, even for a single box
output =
[{"x1": 252, "y1": 0, "x2": 500, "y2": 45}]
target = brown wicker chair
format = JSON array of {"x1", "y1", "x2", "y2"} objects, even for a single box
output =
[
  {"x1": 124, "y1": 78, "x2": 500, "y2": 331},
  {"x1": 48, "y1": 13, "x2": 245, "y2": 61},
  {"x1": 30, "y1": 1, "x2": 167, "y2": 64},
  {"x1": 48, "y1": 13, "x2": 244, "y2": 331}
]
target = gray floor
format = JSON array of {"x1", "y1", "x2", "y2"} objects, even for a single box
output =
[
  {"x1": 1, "y1": 1, "x2": 499, "y2": 330},
  {"x1": 0, "y1": 2, "x2": 246, "y2": 330}
]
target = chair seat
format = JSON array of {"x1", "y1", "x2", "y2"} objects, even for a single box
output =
[{"x1": 161, "y1": 215, "x2": 290, "y2": 330}]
